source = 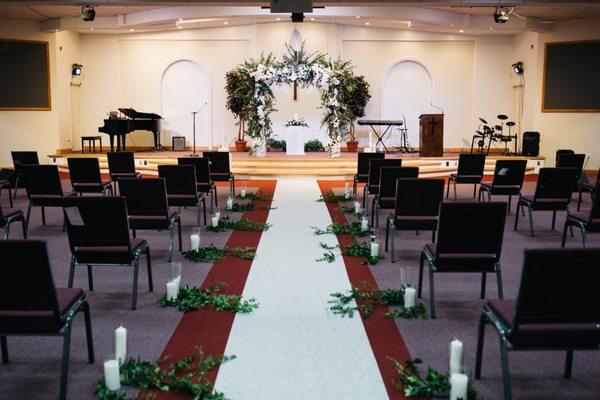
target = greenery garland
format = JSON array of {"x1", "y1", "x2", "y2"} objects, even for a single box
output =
[
  {"x1": 94, "y1": 347, "x2": 233, "y2": 400},
  {"x1": 316, "y1": 242, "x2": 384, "y2": 265},
  {"x1": 183, "y1": 245, "x2": 257, "y2": 262},
  {"x1": 316, "y1": 190, "x2": 352, "y2": 203},
  {"x1": 235, "y1": 191, "x2": 272, "y2": 201},
  {"x1": 206, "y1": 216, "x2": 271, "y2": 232},
  {"x1": 228, "y1": 202, "x2": 254, "y2": 212},
  {"x1": 312, "y1": 222, "x2": 373, "y2": 237},
  {"x1": 159, "y1": 284, "x2": 258, "y2": 314},
  {"x1": 335, "y1": 205, "x2": 363, "y2": 218}
]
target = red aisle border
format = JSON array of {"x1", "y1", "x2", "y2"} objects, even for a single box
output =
[{"x1": 318, "y1": 180, "x2": 412, "y2": 400}]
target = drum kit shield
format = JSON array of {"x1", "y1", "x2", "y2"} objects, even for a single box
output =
[{"x1": 472, "y1": 114, "x2": 518, "y2": 155}]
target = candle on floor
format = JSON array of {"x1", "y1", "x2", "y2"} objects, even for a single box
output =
[
  {"x1": 115, "y1": 325, "x2": 127, "y2": 364},
  {"x1": 449, "y1": 339, "x2": 464, "y2": 374},
  {"x1": 404, "y1": 287, "x2": 416, "y2": 308},
  {"x1": 226, "y1": 197, "x2": 233, "y2": 211},
  {"x1": 167, "y1": 280, "x2": 179, "y2": 301},
  {"x1": 344, "y1": 182, "x2": 350, "y2": 197},
  {"x1": 370, "y1": 241, "x2": 379, "y2": 258},
  {"x1": 190, "y1": 227, "x2": 200, "y2": 251},
  {"x1": 450, "y1": 373, "x2": 468, "y2": 400},
  {"x1": 354, "y1": 201, "x2": 361, "y2": 214},
  {"x1": 240, "y1": 188, "x2": 246, "y2": 198},
  {"x1": 103, "y1": 359, "x2": 121, "y2": 391},
  {"x1": 361, "y1": 217, "x2": 368, "y2": 232},
  {"x1": 215, "y1": 211, "x2": 221, "y2": 221},
  {"x1": 211, "y1": 216, "x2": 219, "y2": 227}
]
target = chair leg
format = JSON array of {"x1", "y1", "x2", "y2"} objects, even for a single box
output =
[
  {"x1": 453, "y1": 182, "x2": 457, "y2": 202},
  {"x1": 507, "y1": 195, "x2": 512, "y2": 212},
  {"x1": 362, "y1": 185, "x2": 367, "y2": 209},
  {"x1": 475, "y1": 313, "x2": 487, "y2": 379},
  {"x1": 3, "y1": 223, "x2": 9, "y2": 240},
  {"x1": 23, "y1": 203, "x2": 31, "y2": 231},
  {"x1": 58, "y1": 323, "x2": 73, "y2": 400},
  {"x1": 13, "y1": 176, "x2": 19, "y2": 199},
  {"x1": 214, "y1": 185, "x2": 218, "y2": 207},
  {"x1": 131, "y1": 260, "x2": 140, "y2": 310},
  {"x1": 385, "y1": 219, "x2": 390, "y2": 252},
  {"x1": 581, "y1": 227, "x2": 588, "y2": 248},
  {"x1": 353, "y1": 179, "x2": 357, "y2": 196},
  {"x1": 41, "y1": 206, "x2": 46, "y2": 225},
  {"x1": 7, "y1": 186, "x2": 13, "y2": 208},
  {"x1": 551, "y1": 210, "x2": 557, "y2": 230},
  {"x1": 21, "y1": 217, "x2": 27, "y2": 239},
  {"x1": 561, "y1": 221, "x2": 569, "y2": 247},
  {"x1": 68, "y1": 256, "x2": 76, "y2": 288},
  {"x1": 513, "y1": 203, "x2": 520, "y2": 231},
  {"x1": 527, "y1": 206, "x2": 535, "y2": 237},
  {"x1": 446, "y1": 179, "x2": 451, "y2": 199},
  {"x1": 177, "y1": 218, "x2": 182, "y2": 252},
  {"x1": 480, "y1": 272, "x2": 487, "y2": 299},
  {"x1": 167, "y1": 225, "x2": 174, "y2": 262},
  {"x1": 428, "y1": 267, "x2": 436, "y2": 319},
  {"x1": 390, "y1": 229, "x2": 396, "y2": 263},
  {"x1": 132, "y1": 229, "x2": 136, "y2": 238},
  {"x1": 202, "y1": 197, "x2": 207, "y2": 225},
  {"x1": 0, "y1": 335, "x2": 8, "y2": 364},
  {"x1": 478, "y1": 187, "x2": 482, "y2": 202},
  {"x1": 231, "y1": 176, "x2": 235, "y2": 196},
  {"x1": 564, "y1": 350, "x2": 574, "y2": 379},
  {"x1": 146, "y1": 248, "x2": 153, "y2": 292},
  {"x1": 431, "y1": 229, "x2": 436, "y2": 243},
  {"x1": 473, "y1": 184, "x2": 477, "y2": 199},
  {"x1": 197, "y1": 204, "x2": 201, "y2": 226},
  {"x1": 370, "y1": 198, "x2": 376, "y2": 227},
  {"x1": 418, "y1": 252, "x2": 425, "y2": 299},
  {"x1": 577, "y1": 189, "x2": 583, "y2": 211},
  {"x1": 82, "y1": 301, "x2": 95, "y2": 364},
  {"x1": 87, "y1": 265, "x2": 94, "y2": 291},
  {"x1": 499, "y1": 335, "x2": 513, "y2": 400}
]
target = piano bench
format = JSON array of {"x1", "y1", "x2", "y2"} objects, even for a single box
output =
[{"x1": 81, "y1": 136, "x2": 103, "y2": 154}]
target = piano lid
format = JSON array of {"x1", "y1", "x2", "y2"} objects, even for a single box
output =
[{"x1": 118, "y1": 108, "x2": 162, "y2": 119}]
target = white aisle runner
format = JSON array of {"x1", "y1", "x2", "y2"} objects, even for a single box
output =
[{"x1": 214, "y1": 177, "x2": 388, "y2": 399}]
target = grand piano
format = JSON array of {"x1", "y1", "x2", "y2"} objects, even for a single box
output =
[{"x1": 98, "y1": 108, "x2": 162, "y2": 152}]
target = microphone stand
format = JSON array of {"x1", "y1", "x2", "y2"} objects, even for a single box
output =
[{"x1": 190, "y1": 102, "x2": 208, "y2": 157}]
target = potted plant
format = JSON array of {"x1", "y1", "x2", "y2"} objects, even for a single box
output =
[
  {"x1": 225, "y1": 69, "x2": 252, "y2": 152},
  {"x1": 342, "y1": 74, "x2": 371, "y2": 152}
]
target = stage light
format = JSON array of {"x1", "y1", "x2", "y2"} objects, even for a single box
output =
[
  {"x1": 72, "y1": 64, "x2": 83, "y2": 76},
  {"x1": 494, "y1": 7, "x2": 509, "y2": 23},
  {"x1": 81, "y1": 5, "x2": 95, "y2": 22},
  {"x1": 512, "y1": 61, "x2": 524, "y2": 75},
  {"x1": 291, "y1": 12, "x2": 304, "y2": 22}
]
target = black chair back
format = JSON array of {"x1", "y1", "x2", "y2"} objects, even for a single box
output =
[
  {"x1": 587, "y1": 180, "x2": 600, "y2": 224},
  {"x1": 67, "y1": 158, "x2": 102, "y2": 185},
  {"x1": 119, "y1": 178, "x2": 169, "y2": 217},
  {"x1": 11, "y1": 151, "x2": 39, "y2": 170},
  {"x1": 394, "y1": 178, "x2": 444, "y2": 218},
  {"x1": 0, "y1": 240, "x2": 60, "y2": 317},
  {"x1": 178, "y1": 157, "x2": 211, "y2": 184},
  {"x1": 533, "y1": 168, "x2": 577, "y2": 201},
  {"x1": 202, "y1": 152, "x2": 231, "y2": 174},
  {"x1": 514, "y1": 248, "x2": 600, "y2": 327},
  {"x1": 556, "y1": 154, "x2": 585, "y2": 190},
  {"x1": 368, "y1": 159, "x2": 402, "y2": 189},
  {"x1": 158, "y1": 165, "x2": 197, "y2": 195},
  {"x1": 21, "y1": 165, "x2": 64, "y2": 197},
  {"x1": 491, "y1": 159, "x2": 527, "y2": 188},
  {"x1": 357, "y1": 153, "x2": 385, "y2": 176},
  {"x1": 555, "y1": 149, "x2": 575, "y2": 167},
  {"x1": 436, "y1": 202, "x2": 506, "y2": 257},
  {"x1": 379, "y1": 167, "x2": 419, "y2": 198},
  {"x1": 107, "y1": 152, "x2": 137, "y2": 175},
  {"x1": 64, "y1": 197, "x2": 131, "y2": 252},
  {"x1": 457, "y1": 153, "x2": 486, "y2": 176}
]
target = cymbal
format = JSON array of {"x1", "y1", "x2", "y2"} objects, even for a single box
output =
[
  {"x1": 479, "y1": 117, "x2": 488, "y2": 124},
  {"x1": 506, "y1": 121, "x2": 516, "y2": 127},
  {"x1": 497, "y1": 114, "x2": 509, "y2": 120},
  {"x1": 495, "y1": 125, "x2": 503, "y2": 131}
]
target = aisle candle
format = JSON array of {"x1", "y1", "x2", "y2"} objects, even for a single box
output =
[
  {"x1": 226, "y1": 197, "x2": 233, "y2": 211},
  {"x1": 211, "y1": 216, "x2": 219, "y2": 227},
  {"x1": 361, "y1": 217, "x2": 369, "y2": 232},
  {"x1": 166, "y1": 280, "x2": 179, "y2": 301},
  {"x1": 103, "y1": 359, "x2": 121, "y2": 391},
  {"x1": 240, "y1": 188, "x2": 246, "y2": 198},
  {"x1": 354, "y1": 201, "x2": 361, "y2": 214},
  {"x1": 115, "y1": 325, "x2": 127, "y2": 364},
  {"x1": 450, "y1": 373, "x2": 468, "y2": 400},
  {"x1": 190, "y1": 232, "x2": 200, "y2": 251},
  {"x1": 370, "y1": 241, "x2": 379, "y2": 258},
  {"x1": 403, "y1": 287, "x2": 416, "y2": 309},
  {"x1": 344, "y1": 182, "x2": 350, "y2": 197},
  {"x1": 215, "y1": 211, "x2": 221, "y2": 221},
  {"x1": 449, "y1": 339, "x2": 464, "y2": 374}
]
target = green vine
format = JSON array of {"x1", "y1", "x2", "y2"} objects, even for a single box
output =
[
  {"x1": 335, "y1": 205, "x2": 363, "y2": 218},
  {"x1": 183, "y1": 245, "x2": 257, "y2": 262},
  {"x1": 94, "y1": 347, "x2": 233, "y2": 400},
  {"x1": 389, "y1": 358, "x2": 478, "y2": 399},
  {"x1": 317, "y1": 191, "x2": 352, "y2": 203},
  {"x1": 235, "y1": 191, "x2": 272, "y2": 201},
  {"x1": 206, "y1": 216, "x2": 271, "y2": 232},
  {"x1": 159, "y1": 283, "x2": 258, "y2": 314},
  {"x1": 342, "y1": 242, "x2": 384, "y2": 265},
  {"x1": 228, "y1": 202, "x2": 254, "y2": 212},
  {"x1": 312, "y1": 222, "x2": 372, "y2": 237}
]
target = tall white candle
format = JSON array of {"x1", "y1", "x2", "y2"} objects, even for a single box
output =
[
  {"x1": 449, "y1": 339, "x2": 464, "y2": 375},
  {"x1": 361, "y1": 217, "x2": 369, "y2": 232},
  {"x1": 344, "y1": 182, "x2": 350, "y2": 193},
  {"x1": 354, "y1": 201, "x2": 361, "y2": 214},
  {"x1": 211, "y1": 216, "x2": 219, "y2": 227},
  {"x1": 167, "y1": 280, "x2": 179, "y2": 301},
  {"x1": 115, "y1": 325, "x2": 127, "y2": 364},
  {"x1": 215, "y1": 211, "x2": 221, "y2": 221},
  {"x1": 370, "y1": 242, "x2": 379, "y2": 258},
  {"x1": 450, "y1": 373, "x2": 468, "y2": 400},
  {"x1": 404, "y1": 287, "x2": 416, "y2": 309},
  {"x1": 103, "y1": 359, "x2": 121, "y2": 391},
  {"x1": 190, "y1": 233, "x2": 200, "y2": 251},
  {"x1": 226, "y1": 197, "x2": 233, "y2": 211},
  {"x1": 240, "y1": 188, "x2": 246, "y2": 198}
]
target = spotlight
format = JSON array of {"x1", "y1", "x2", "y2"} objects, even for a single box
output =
[
  {"x1": 494, "y1": 7, "x2": 509, "y2": 23},
  {"x1": 81, "y1": 5, "x2": 96, "y2": 22},
  {"x1": 512, "y1": 61, "x2": 524, "y2": 75},
  {"x1": 291, "y1": 12, "x2": 304, "y2": 23},
  {"x1": 72, "y1": 63, "x2": 83, "y2": 76}
]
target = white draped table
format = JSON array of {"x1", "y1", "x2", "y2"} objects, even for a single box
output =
[{"x1": 283, "y1": 126, "x2": 309, "y2": 156}]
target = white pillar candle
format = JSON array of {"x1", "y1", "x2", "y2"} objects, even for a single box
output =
[
  {"x1": 449, "y1": 339, "x2": 464, "y2": 375},
  {"x1": 115, "y1": 325, "x2": 127, "y2": 364},
  {"x1": 190, "y1": 234, "x2": 200, "y2": 251},
  {"x1": 344, "y1": 182, "x2": 350, "y2": 193},
  {"x1": 103, "y1": 359, "x2": 121, "y2": 391},
  {"x1": 354, "y1": 201, "x2": 361, "y2": 214},
  {"x1": 240, "y1": 188, "x2": 246, "y2": 198},
  {"x1": 370, "y1": 242, "x2": 379, "y2": 258},
  {"x1": 361, "y1": 217, "x2": 369, "y2": 232},
  {"x1": 450, "y1": 373, "x2": 469, "y2": 400},
  {"x1": 211, "y1": 216, "x2": 219, "y2": 227},
  {"x1": 403, "y1": 287, "x2": 416, "y2": 309},
  {"x1": 215, "y1": 211, "x2": 221, "y2": 221},
  {"x1": 167, "y1": 280, "x2": 179, "y2": 301},
  {"x1": 226, "y1": 197, "x2": 233, "y2": 211}
]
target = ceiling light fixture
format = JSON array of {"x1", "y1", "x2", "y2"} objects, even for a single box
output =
[
  {"x1": 356, "y1": 16, "x2": 361, "y2": 19},
  {"x1": 224, "y1": 21, "x2": 228, "y2": 25},
  {"x1": 459, "y1": 29, "x2": 464, "y2": 33},
  {"x1": 512, "y1": 61, "x2": 524, "y2": 75},
  {"x1": 276, "y1": 17, "x2": 281, "y2": 21},
  {"x1": 81, "y1": 5, "x2": 95, "y2": 22},
  {"x1": 129, "y1": 29, "x2": 135, "y2": 32},
  {"x1": 178, "y1": 18, "x2": 183, "y2": 21},
  {"x1": 365, "y1": 22, "x2": 370, "y2": 26},
  {"x1": 494, "y1": 7, "x2": 510, "y2": 23}
]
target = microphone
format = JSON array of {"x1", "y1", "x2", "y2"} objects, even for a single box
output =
[{"x1": 430, "y1": 102, "x2": 444, "y2": 114}]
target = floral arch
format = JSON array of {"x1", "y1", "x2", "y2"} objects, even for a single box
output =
[{"x1": 225, "y1": 44, "x2": 371, "y2": 157}]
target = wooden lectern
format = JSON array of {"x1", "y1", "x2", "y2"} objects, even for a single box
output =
[{"x1": 419, "y1": 114, "x2": 444, "y2": 157}]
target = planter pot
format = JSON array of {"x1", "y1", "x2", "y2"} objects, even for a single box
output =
[
  {"x1": 346, "y1": 140, "x2": 359, "y2": 153},
  {"x1": 235, "y1": 140, "x2": 247, "y2": 152}
]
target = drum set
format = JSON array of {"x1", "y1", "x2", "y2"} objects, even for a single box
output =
[{"x1": 471, "y1": 114, "x2": 519, "y2": 155}]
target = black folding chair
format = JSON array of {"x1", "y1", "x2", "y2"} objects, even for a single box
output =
[
  {"x1": 203, "y1": 151, "x2": 235, "y2": 195},
  {"x1": 67, "y1": 158, "x2": 112, "y2": 196},
  {"x1": 64, "y1": 197, "x2": 152, "y2": 310},
  {"x1": 556, "y1": 153, "x2": 585, "y2": 193},
  {"x1": 158, "y1": 165, "x2": 207, "y2": 226},
  {"x1": 1, "y1": 205, "x2": 27, "y2": 240},
  {"x1": 419, "y1": 202, "x2": 507, "y2": 318},
  {"x1": 0, "y1": 240, "x2": 94, "y2": 400},
  {"x1": 353, "y1": 153, "x2": 384, "y2": 196},
  {"x1": 478, "y1": 159, "x2": 527, "y2": 212},
  {"x1": 178, "y1": 157, "x2": 216, "y2": 210},
  {"x1": 514, "y1": 167, "x2": 577, "y2": 237},
  {"x1": 578, "y1": 167, "x2": 598, "y2": 211},
  {"x1": 0, "y1": 171, "x2": 14, "y2": 208},
  {"x1": 562, "y1": 179, "x2": 600, "y2": 248},
  {"x1": 555, "y1": 149, "x2": 574, "y2": 166},
  {"x1": 447, "y1": 153, "x2": 486, "y2": 200},
  {"x1": 363, "y1": 158, "x2": 402, "y2": 212},
  {"x1": 372, "y1": 166, "x2": 419, "y2": 227},
  {"x1": 475, "y1": 248, "x2": 600, "y2": 400},
  {"x1": 119, "y1": 178, "x2": 182, "y2": 262},
  {"x1": 385, "y1": 178, "x2": 444, "y2": 262},
  {"x1": 11, "y1": 151, "x2": 39, "y2": 199},
  {"x1": 107, "y1": 152, "x2": 140, "y2": 193},
  {"x1": 22, "y1": 165, "x2": 76, "y2": 231}
]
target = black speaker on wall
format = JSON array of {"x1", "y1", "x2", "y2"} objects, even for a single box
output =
[{"x1": 522, "y1": 131, "x2": 540, "y2": 156}]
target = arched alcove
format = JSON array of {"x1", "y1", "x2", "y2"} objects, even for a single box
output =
[
  {"x1": 381, "y1": 59, "x2": 433, "y2": 148},
  {"x1": 161, "y1": 60, "x2": 211, "y2": 147}
]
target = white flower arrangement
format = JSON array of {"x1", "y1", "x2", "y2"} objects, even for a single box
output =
[{"x1": 285, "y1": 116, "x2": 309, "y2": 127}]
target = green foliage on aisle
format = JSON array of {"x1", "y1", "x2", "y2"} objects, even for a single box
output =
[
  {"x1": 235, "y1": 191, "x2": 272, "y2": 201},
  {"x1": 183, "y1": 245, "x2": 257, "y2": 262},
  {"x1": 334, "y1": 205, "x2": 363, "y2": 218},
  {"x1": 316, "y1": 242, "x2": 383, "y2": 265},
  {"x1": 229, "y1": 202, "x2": 255, "y2": 212},
  {"x1": 328, "y1": 283, "x2": 426, "y2": 320},
  {"x1": 159, "y1": 284, "x2": 258, "y2": 314},
  {"x1": 206, "y1": 216, "x2": 271, "y2": 232},
  {"x1": 389, "y1": 358, "x2": 479, "y2": 399},
  {"x1": 317, "y1": 242, "x2": 336, "y2": 263},
  {"x1": 94, "y1": 347, "x2": 234, "y2": 400},
  {"x1": 316, "y1": 190, "x2": 352, "y2": 203},
  {"x1": 312, "y1": 221, "x2": 373, "y2": 237}
]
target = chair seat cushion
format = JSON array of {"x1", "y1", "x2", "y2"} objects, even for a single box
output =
[
  {"x1": 481, "y1": 183, "x2": 521, "y2": 195},
  {"x1": 167, "y1": 193, "x2": 202, "y2": 206},
  {"x1": 395, "y1": 215, "x2": 438, "y2": 231},
  {"x1": 210, "y1": 172, "x2": 232, "y2": 182},
  {"x1": 0, "y1": 288, "x2": 83, "y2": 333},
  {"x1": 74, "y1": 238, "x2": 147, "y2": 264},
  {"x1": 451, "y1": 174, "x2": 483, "y2": 184},
  {"x1": 129, "y1": 212, "x2": 178, "y2": 230},
  {"x1": 73, "y1": 181, "x2": 111, "y2": 193},
  {"x1": 29, "y1": 192, "x2": 77, "y2": 206},
  {"x1": 196, "y1": 183, "x2": 214, "y2": 193},
  {"x1": 487, "y1": 300, "x2": 600, "y2": 348},
  {"x1": 424, "y1": 243, "x2": 497, "y2": 272},
  {"x1": 519, "y1": 195, "x2": 570, "y2": 210}
]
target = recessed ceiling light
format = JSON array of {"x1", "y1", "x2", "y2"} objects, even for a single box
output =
[
  {"x1": 55, "y1": 29, "x2": 59, "y2": 32},
  {"x1": 178, "y1": 18, "x2": 183, "y2": 22},
  {"x1": 450, "y1": 24, "x2": 454, "y2": 27},
  {"x1": 90, "y1": 28, "x2": 94, "y2": 31},
  {"x1": 224, "y1": 21, "x2": 228, "y2": 25},
  {"x1": 177, "y1": 26, "x2": 182, "y2": 29},
  {"x1": 459, "y1": 29, "x2": 464, "y2": 33},
  {"x1": 365, "y1": 22, "x2": 370, "y2": 26},
  {"x1": 310, "y1": 18, "x2": 315, "y2": 21},
  {"x1": 276, "y1": 17, "x2": 281, "y2": 21},
  {"x1": 489, "y1": 27, "x2": 494, "y2": 30},
  {"x1": 356, "y1": 16, "x2": 361, "y2": 19},
  {"x1": 129, "y1": 29, "x2": 135, "y2": 32}
]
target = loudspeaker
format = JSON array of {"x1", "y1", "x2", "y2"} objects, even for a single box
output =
[
  {"x1": 172, "y1": 136, "x2": 186, "y2": 151},
  {"x1": 522, "y1": 131, "x2": 540, "y2": 156}
]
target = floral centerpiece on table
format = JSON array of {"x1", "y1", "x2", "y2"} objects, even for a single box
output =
[{"x1": 285, "y1": 115, "x2": 309, "y2": 128}]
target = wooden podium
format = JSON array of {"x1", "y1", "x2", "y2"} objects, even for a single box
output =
[{"x1": 419, "y1": 114, "x2": 444, "y2": 157}]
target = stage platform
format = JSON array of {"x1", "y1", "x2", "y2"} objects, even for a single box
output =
[{"x1": 48, "y1": 150, "x2": 545, "y2": 178}]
